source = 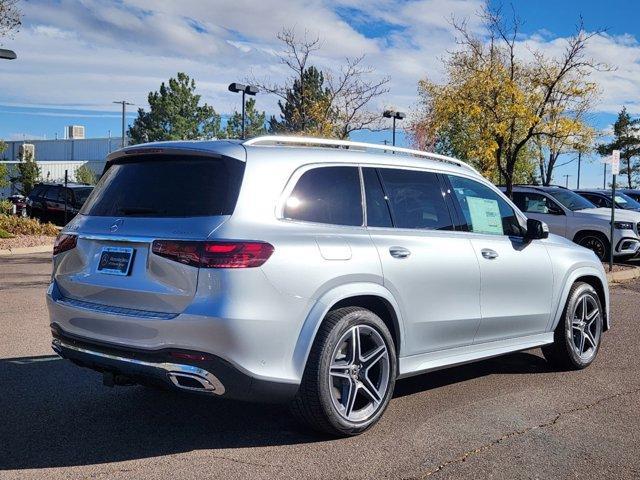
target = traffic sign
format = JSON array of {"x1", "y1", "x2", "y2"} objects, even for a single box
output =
[{"x1": 612, "y1": 150, "x2": 620, "y2": 175}]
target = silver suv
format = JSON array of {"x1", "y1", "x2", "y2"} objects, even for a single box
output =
[
  {"x1": 48, "y1": 136, "x2": 609, "y2": 436},
  {"x1": 509, "y1": 185, "x2": 640, "y2": 261}
]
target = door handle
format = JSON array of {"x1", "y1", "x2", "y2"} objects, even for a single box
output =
[
  {"x1": 389, "y1": 246, "x2": 411, "y2": 259},
  {"x1": 481, "y1": 248, "x2": 498, "y2": 260}
]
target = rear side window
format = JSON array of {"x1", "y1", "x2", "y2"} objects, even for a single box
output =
[
  {"x1": 81, "y1": 155, "x2": 245, "y2": 217},
  {"x1": 378, "y1": 168, "x2": 453, "y2": 230},
  {"x1": 284, "y1": 166, "x2": 363, "y2": 226},
  {"x1": 448, "y1": 175, "x2": 522, "y2": 236}
]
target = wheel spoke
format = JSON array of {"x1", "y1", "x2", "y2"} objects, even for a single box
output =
[
  {"x1": 581, "y1": 297, "x2": 588, "y2": 321},
  {"x1": 584, "y1": 329, "x2": 597, "y2": 349},
  {"x1": 578, "y1": 331, "x2": 586, "y2": 354},
  {"x1": 344, "y1": 380, "x2": 358, "y2": 416},
  {"x1": 586, "y1": 309, "x2": 599, "y2": 326},
  {"x1": 362, "y1": 345, "x2": 386, "y2": 370},
  {"x1": 350, "y1": 326, "x2": 361, "y2": 364},
  {"x1": 330, "y1": 363, "x2": 351, "y2": 379},
  {"x1": 360, "y1": 375, "x2": 382, "y2": 404}
]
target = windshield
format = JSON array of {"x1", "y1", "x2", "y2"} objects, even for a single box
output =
[
  {"x1": 614, "y1": 192, "x2": 640, "y2": 209},
  {"x1": 80, "y1": 154, "x2": 245, "y2": 217},
  {"x1": 547, "y1": 189, "x2": 596, "y2": 211}
]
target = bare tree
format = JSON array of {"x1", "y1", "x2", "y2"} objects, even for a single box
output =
[
  {"x1": 0, "y1": 0, "x2": 21, "y2": 41},
  {"x1": 252, "y1": 28, "x2": 389, "y2": 138}
]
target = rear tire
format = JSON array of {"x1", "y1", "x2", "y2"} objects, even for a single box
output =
[
  {"x1": 542, "y1": 282, "x2": 603, "y2": 370},
  {"x1": 575, "y1": 232, "x2": 610, "y2": 261},
  {"x1": 291, "y1": 307, "x2": 397, "y2": 436}
]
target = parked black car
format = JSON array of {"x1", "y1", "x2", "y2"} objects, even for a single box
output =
[
  {"x1": 574, "y1": 189, "x2": 640, "y2": 211},
  {"x1": 26, "y1": 183, "x2": 94, "y2": 225}
]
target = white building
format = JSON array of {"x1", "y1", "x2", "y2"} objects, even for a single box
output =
[{"x1": 0, "y1": 134, "x2": 122, "y2": 197}]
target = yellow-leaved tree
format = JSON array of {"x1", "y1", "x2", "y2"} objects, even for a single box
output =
[{"x1": 410, "y1": 4, "x2": 605, "y2": 195}]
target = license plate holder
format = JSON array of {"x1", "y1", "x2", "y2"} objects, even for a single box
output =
[{"x1": 97, "y1": 247, "x2": 134, "y2": 276}]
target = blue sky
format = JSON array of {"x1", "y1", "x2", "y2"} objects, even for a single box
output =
[{"x1": 1, "y1": 0, "x2": 639, "y2": 187}]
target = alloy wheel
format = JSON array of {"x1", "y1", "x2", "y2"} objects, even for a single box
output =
[
  {"x1": 328, "y1": 325, "x2": 391, "y2": 423},
  {"x1": 570, "y1": 293, "x2": 601, "y2": 361}
]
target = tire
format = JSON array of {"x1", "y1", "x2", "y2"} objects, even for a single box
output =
[
  {"x1": 542, "y1": 282, "x2": 603, "y2": 370},
  {"x1": 575, "y1": 232, "x2": 610, "y2": 261},
  {"x1": 291, "y1": 307, "x2": 397, "y2": 436}
]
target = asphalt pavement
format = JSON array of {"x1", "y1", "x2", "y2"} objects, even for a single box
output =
[{"x1": 0, "y1": 252, "x2": 639, "y2": 479}]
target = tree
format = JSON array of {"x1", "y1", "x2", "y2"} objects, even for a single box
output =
[
  {"x1": 0, "y1": 140, "x2": 8, "y2": 189},
  {"x1": 128, "y1": 73, "x2": 222, "y2": 144},
  {"x1": 0, "y1": 0, "x2": 21, "y2": 40},
  {"x1": 255, "y1": 28, "x2": 389, "y2": 139},
  {"x1": 75, "y1": 164, "x2": 96, "y2": 185},
  {"x1": 534, "y1": 90, "x2": 597, "y2": 185},
  {"x1": 409, "y1": 4, "x2": 606, "y2": 195},
  {"x1": 224, "y1": 98, "x2": 266, "y2": 139},
  {"x1": 597, "y1": 107, "x2": 640, "y2": 188},
  {"x1": 13, "y1": 149, "x2": 40, "y2": 195}
]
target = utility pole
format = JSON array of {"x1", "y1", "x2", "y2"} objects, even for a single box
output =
[
  {"x1": 113, "y1": 101, "x2": 133, "y2": 148},
  {"x1": 603, "y1": 163, "x2": 607, "y2": 189},
  {"x1": 577, "y1": 151, "x2": 582, "y2": 188},
  {"x1": 563, "y1": 174, "x2": 571, "y2": 188}
]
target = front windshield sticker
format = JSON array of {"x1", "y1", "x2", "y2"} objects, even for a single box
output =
[{"x1": 467, "y1": 196, "x2": 504, "y2": 235}]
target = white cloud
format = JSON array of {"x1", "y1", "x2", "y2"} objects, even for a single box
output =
[{"x1": 1, "y1": 0, "x2": 639, "y2": 123}]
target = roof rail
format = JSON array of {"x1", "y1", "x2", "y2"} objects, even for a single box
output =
[{"x1": 243, "y1": 135, "x2": 480, "y2": 175}]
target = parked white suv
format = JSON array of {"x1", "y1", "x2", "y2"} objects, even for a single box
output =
[
  {"x1": 510, "y1": 185, "x2": 640, "y2": 261},
  {"x1": 49, "y1": 138, "x2": 609, "y2": 436}
]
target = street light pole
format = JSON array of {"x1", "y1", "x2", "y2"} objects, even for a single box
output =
[
  {"x1": 383, "y1": 110, "x2": 406, "y2": 146},
  {"x1": 113, "y1": 101, "x2": 133, "y2": 148},
  {"x1": 577, "y1": 151, "x2": 582, "y2": 189},
  {"x1": 564, "y1": 174, "x2": 571, "y2": 188},
  {"x1": 228, "y1": 83, "x2": 259, "y2": 140},
  {"x1": 0, "y1": 49, "x2": 17, "y2": 60}
]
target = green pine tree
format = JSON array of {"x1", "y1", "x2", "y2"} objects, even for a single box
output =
[
  {"x1": 13, "y1": 150, "x2": 40, "y2": 195},
  {"x1": 128, "y1": 73, "x2": 222, "y2": 144},
  {"x1": 268, "y1": 66, "x2": 335, "y2": 136},
  {"x1": 597, "y1": 107, "x2": 640, "y2": 188},
  {"x1": 225, "y1": 98, "x2": 266, "y2": 139}
]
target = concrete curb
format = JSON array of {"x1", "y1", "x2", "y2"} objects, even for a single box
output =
[
  {"x1": 606, "y1": 266, "x2": 640, "y2": 284},
  {"x1": 0, "y1": 243, "x2": 53, "y2": 256}
]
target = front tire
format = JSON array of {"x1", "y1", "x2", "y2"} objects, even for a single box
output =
[
  {"x1": 542, "y1": 282, "x2": 603, "y2": 370},
  {"x1": 575, "y1": 232, "x2": 610, "y2": 261},
  {"x1": 291, "y1": 307, "x2": 397, "y2": 436}
]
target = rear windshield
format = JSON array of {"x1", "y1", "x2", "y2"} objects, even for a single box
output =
[{"x1": 80, "y1": 154, "x2": 245, "y2": 217}]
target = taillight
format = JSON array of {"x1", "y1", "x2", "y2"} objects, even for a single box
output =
[
  {"x1": 53, "y1": 234, "x2": 77, "y2": 255},
  {"x1": 151, "y1": 240, "x2": 274, "y2": 268}
]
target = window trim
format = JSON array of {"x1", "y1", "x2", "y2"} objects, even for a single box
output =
[{"x1": 276, "y1": 163, "x2": 366, "y2": 228}]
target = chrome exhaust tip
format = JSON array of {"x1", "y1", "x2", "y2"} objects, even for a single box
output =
[{"x1": 168, "y1": 372, "x2": 218, "y2": 393}]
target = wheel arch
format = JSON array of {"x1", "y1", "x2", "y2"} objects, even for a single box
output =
[
  {"x1": 291, "y1": 283, "x2": 405, "y2": 381},
  {"x1": 572, "y1": 229, "x2": 609, "y2": 244},
  {"x1": 550, "y1": 266, "x2": 610, "y2": 332}
]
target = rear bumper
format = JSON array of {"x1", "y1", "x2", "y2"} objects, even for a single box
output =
[{"x1": 51, "y1": 325, "x2": 298, "y2": 402}]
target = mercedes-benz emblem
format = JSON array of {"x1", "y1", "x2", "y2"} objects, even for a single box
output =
[{"x1": 110, "y1": 219, "x2": 124, "y2": 232}]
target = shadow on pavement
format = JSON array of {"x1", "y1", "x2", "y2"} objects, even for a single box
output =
[{"x1": 0, "y1": 350, "x2": 550, "y2": 470}]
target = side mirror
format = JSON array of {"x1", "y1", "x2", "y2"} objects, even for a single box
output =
[
  {"x1": 547, "y1": 204, "x2": 564, "y2": 215},
  {"x1": 525, "y1": 218, "x2": 549, "y2": 240}
]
